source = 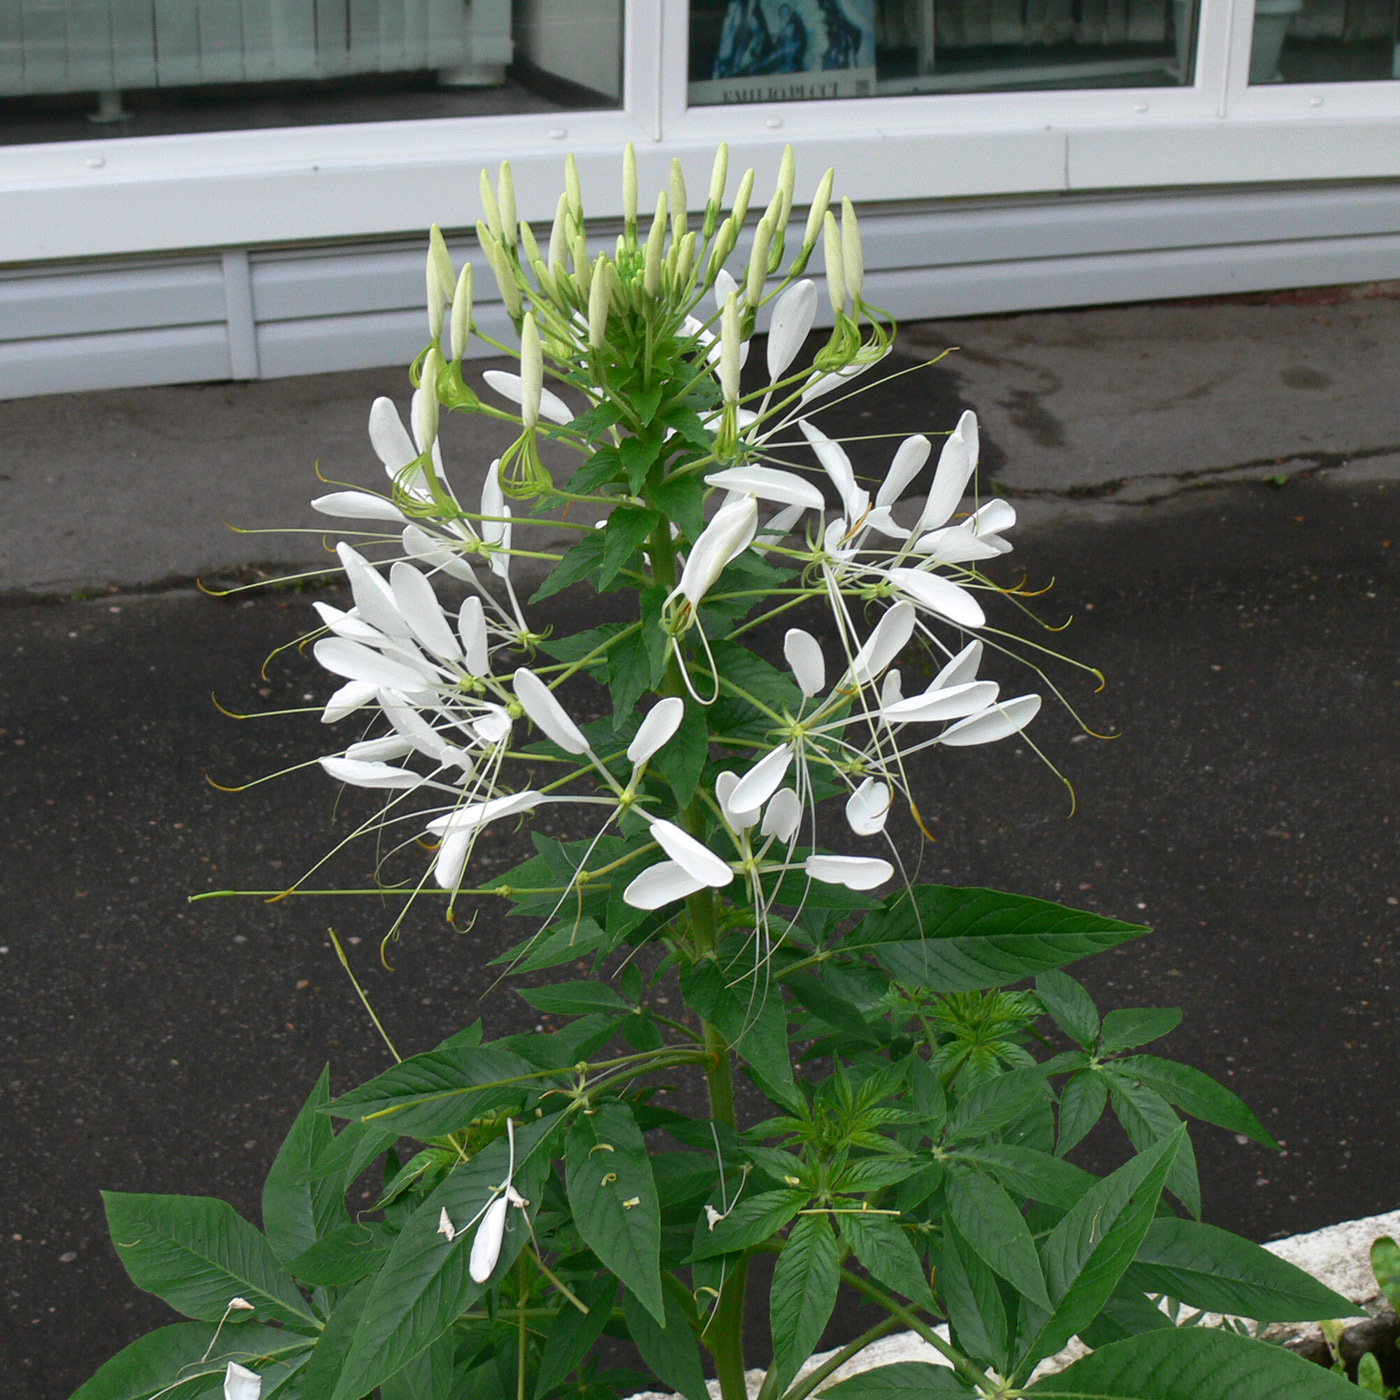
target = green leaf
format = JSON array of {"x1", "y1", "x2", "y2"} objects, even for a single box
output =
[
  {"x1": 1036, "y1": 972, "x2": 1100, "y2": 1049},
  {"x1": 939, "y1": 1222, "x2": 1009, "y2": 1374},
  {"x1": 1099, "y1": 1008, "x2": 1182, "y2": 1054},
  {"x1": 681, "y1": 962, "x2": 800, "y2": 1111},
  {"x1": 519, "y1": 981, "x2": 634, "y2": 1016},
  {"x1": 945, "y1": 1163, "x2": 1051, "y2": 1309},
  {"x1": 659, "y1": 402, "x2": 715, "y2": 454},
  {"x1": 770, "y1": 1212, "x2": 839, "y2": 1391},
  {"x1": 534, "y1": 1276, "x2": 616, "y2": 1399},
  {"x1": 1017, "y1": 1128, "x2": 1184, "y2": 1376},
  {"x1": 1110, "y1": 1055, "x2": 1279, "y2": 1149},
  {"x1": 599, "y1": 506, "x2": 659, "y2": 589},
  {"x1": 953, "y1": 1144, "x2": 1095, "y2": 1212},
  {"x1": 102, "y1": 1193, "x2": 317, "y2": 1330},
  {"x1": 1106, "y1": 1075, "x2": 1201, "y2": 1219},
  {"x1": 608, "y1": 627, "x2": 654, "y2": 721},
  {"x1": 330, "y1": 1116, "x2": 558, "y2": 1400},
  {"x1": 287, "y1": 1222, "x2": 392, "y2": 1288},
  {"x1": 564, "y1": 442, "x2": 623, "y2": 494},
  {"x1": 840, "y1": 1210, "x2": 938, "y2": 1311},
  {"x1": 852, "y1": 887, "x2": 1149, "y2": 993},
  {"x1": 326, "y1": 1044, "x2": 534, "y2": 1141},
  {"x1": 686, "y1": 1190, "x2": 809, "y2": 1260},
  {"x1": 68, "y1": 1322, "x2": 264, "y2": 1400},
  {"x1": 821, "y1": 1362, "x2": 975, "y2": 1397},
  {"x1": 1056, "y1": 1070, "x2": 1108, "y2": 1158},
  {"x1": 530, "y1": 530, "x2": 606, "y2": 603},
  {"x1": 381, "y1": 1329, "x2": 455, "y2": 1400},
  {"x1": 566, "y1": 1101, "x2": 665, "y2": 1324},
  {"x1": 620, "y1": 432, "x2": 663, "y2": 494},
  {"x1": 651, "y1": 472, "x2": 706, "y2": 540},
  {"x1": 946, "y1": 1067, "x2": 1049, "y2": 1144},
  {"x1": 648, "y1": 698, "x2": 709, "y2": 806},
  {"x1": 263, "y1": 1066, "x2": 348, "y2": 1267},
  {"x1": 786, "y1": 973, "x2": 883, "y2": 1045},
  {"x1": 1124, "y1": 1218, "x2": 1357, "y2": 1322},
  {"x1": 299, "y1": 1276, "x2": 372, "y2": 1400},
  {"x1": 1372, "y1": 1236, "x2": 1400, "y2": 1316},
  {"x1": 1026, "y1": 1326, "x2": 1360, "y2": 1398},
  {"x1": 622, "y1": 1287, "x2": 709, "y2": 1400},
  {"x1": 1358, "y1": 1351, "x2": 1389, "y2": 1396}
]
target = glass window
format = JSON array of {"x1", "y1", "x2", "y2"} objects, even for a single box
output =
[
  {"x1": 688, "y1": 0, "x2": 1200, "y2": 102},
  {"x1": 1247, "y1": 0, "x2": 1398, "y2": 82},
  {"x1": 0, "y1": 0, "x2": 622, "y2": 145}
]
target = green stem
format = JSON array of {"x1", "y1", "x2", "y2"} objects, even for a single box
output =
[
  {"x1": 838, "y1": 1269, "x2": 992, "y2": 1394},
  {"x1": 772, "y1": 1315, "x2": 900, "y2": 1400}
]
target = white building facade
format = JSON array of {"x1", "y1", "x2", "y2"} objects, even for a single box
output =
[{"x1": 1, "y1": 0, "x2": 1397, "y2": 398}]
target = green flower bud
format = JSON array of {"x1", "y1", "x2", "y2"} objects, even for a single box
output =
[
  {"x1": 803, "y1": 168, "x2": 835, "y2": 253},
  {"x1": 479, "y1": 170, "x2": 502, "y2": 241},
  {"x1": 548, "y1": 192, "x2": 570, "y2": 272},
  {"x1": 644, "y1": 191, "x2": 667, "y2": 298},
  {"x1": 720, "y1": 291, "x2": 741, "y2": 404},
  {"x1": 841, "y1": 196, "x2": 864, "y2": 307},
  {"x1": 588, "y1": 256, "x2": 611, "y2": 349},
  {"x1": 416, "y1": 349, "x2": 443, "y2": 446},
  {"x1": 450, "y1": 262, "x2": 473, "y2": 362},
  {"x1": 704, "y1": 143, "x2": 728, "y2": 239},
  {"x1": 745, "y1": 213, "x2": 773, "y2": 309},
  {"x1": 498, "y1": 161, "x2": 518, "y2": 249},
  {"x1": 622, "y1": 142, "x2": 638, "y2": 238},
  {"x1": 670, "y1": 158, "x2": 688, "y2": 242},
  {"x1": 520, "y1": 312, "x2": 542, "y2": 429},
  {"x1": 823, "y1": 210, "x2": 845, "y2": 316},
  {"x1": 520, "y1": 220, "x2": 541, "y2": 270},
  {"x1": 731, "y1": 167, "x2": 755, "y2": 230},
  {"x1": 565, "y1": 152, "x2": 583, "y2": 220},
  {"x1": 776, "y1": 144, "x2": 795, "y2": 229}
]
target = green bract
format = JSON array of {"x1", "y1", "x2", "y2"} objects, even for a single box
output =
[{"x1": 76, "y1": 148, "x2": 1352, "y2": 1400}]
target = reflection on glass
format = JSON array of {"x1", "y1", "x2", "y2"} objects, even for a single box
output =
[
  {"x1": 688, "y1": 0, "x2": 1199, "y2": 102},
  {"x1": 1248, "y1": 0, "x2": 1398, "y2": 82},
  {"x1": 0, "y1": 0, "x2": 622, "y2": 145}
]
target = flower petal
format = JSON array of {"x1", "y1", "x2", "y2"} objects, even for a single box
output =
[
  {"x1": 469, "y1": 1194, "x2": 509, "y2": 1283},
  {"x1": 677, "y1": 495, "x2": 758, "y2": 607},
  {"x1": 346, "y1": 734, "x2": 415, "y2": 762},
  {"x1": 318, "y1": 756, "x2": 423, "y2": 789},
  {"x1": 313, "y1": 601, "x2": 382, "y2": 642},
  {"x1": 880, "y1": 680, "x2": 999, "y2": 724},
  {"x1": 402, "y1": 525, "x2": 478, "y2": 582},
  {"x1": 848, "y1": 602, "x2": 916, "y2": 686},
  {"x1": 481, "y1": 369, "x2": 574, "y2": 425},
  {"x1": 224, "y1": 1361, "x2": 263, "y2": 1400},
  {"x1": 933, "y1": 639, "x2": 983, "y2": 691},
  {"x1": 369, "y1": 396, "x2": 417, "y2": 476},
  {"x1": 783, "y1": 628, "x2": 826, "y2": 698},
  {"x1": 876, "y1": 435, "x2": 931, "y2": 509},
  {"x1": 798, "y1": 419, "x2": 865, "y2": 521},
  {"x1": 311, "y1": 491, "x2": 406, "y2": 522},
  {"x1": 728, "y1": 743, "x2": 794, "y2": 815},
  {"x1": 458, "y1": 596, "x2": 489, "y2": 676},
  {"x1": 649, "y1": 820, "x2": 733, "y2": 887},
  {"x1": 916, "y1": 410, "x2": 979, "y2": 533},
  {"x1": 804, "y1": 854, "x2": 894, "y2": 890},
  {"x1": 938, "y1": 695, "x2": 1041, "y2": 747},
  {"x1": 716, "y1": 771, "x2": 760, "y2": 831},
  {"x1": 321, "y1": 680, "x2": 377, "y2": 723},
  {"x1": 845, "y1": 778, "x2": 892, "y2": 836},
  {"x1": 885, "y1": 569, "x2": 986, "y2": 629},
  {"x1": 513, "y1": 668, "x2": 590, "y2": 755},
  {"x1": 314, "y1": 637, "x2": 436, "y2": 692},
  {"x1": 911, "y1": 524, "x2": 1005, "y2": 564},
  {"x1": 767, "y1": 279, "x2": 819, "y2": 380},
  {"x1": 337, "y1": 542, "x2": 413, "y2": 638},
  {"x1": 705, "y1": 466, "x2": 824, "y2": 511},
  {"x1": 628, "y1": 697, "x2": 685, "y2": 766},
  {"x1": 761, "y1": 787, "x2": 802, "y2": 842},
  {"x1": 390, "y1": 563, "x2": 462, "y2": 662},
  {"x1": 624, "y1": 860, "x2": 707, "y2": 910}
]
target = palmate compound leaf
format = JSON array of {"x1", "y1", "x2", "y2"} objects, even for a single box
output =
[
  {"x1": 1026, "y1": 1326, "x2": 1360, "y2": 1399},
  {"x1": 769, "y1": 1212, "x2": 840, "y2": 1393},
  {"x1": 262, "y1": 1065, "x2": 348, "y2": 1267},
  {"x1": 1123, "y1": 1218, "x2": 1357, "y2": 1322},
  {"x1": 565, "y1": 1100, "x2": 666, "y2": 1324},
  {"x1": 944, "y1": 1162, "x2": 1051, "y2": 1310},
  {"x1": 840, "y1": 1209, "x2": 939, "y2": 1312},
  {"x1": 329, "y1": 1115, "x2": 560, "y2": 1400},
  {"x1": 101, "y1": 1192, "x2": 319, "y2": 1332},
  {"x1": 621, "y1": 1285, "x2": 710, "y2": 1400},
  {"x1": 848, "y1": 886, "x2": 1149, "y2": 993},
  {"x1": 1014, "y1": 1128, "x2": 1184, "y2": 1378},
  {"x1": 69, "y1": 1322, "x2": 311, "y2": 1400},
  {"x1": 324, "y1": 1043, "x2": 535, "y2": 1142}
]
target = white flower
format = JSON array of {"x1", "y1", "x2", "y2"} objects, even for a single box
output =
[
  {"x1": 224, "y1": 1362, "x2": 262, "y2": 1400},
  {"x1": 674, "y1": 495, "x2": 758, "y2": 609},
  {"x1": 513, "y1": 668, "x2": 591, "y2": 755},
  {"x1": 804, "y1": 854, "x2": 893, "y2": 890}
]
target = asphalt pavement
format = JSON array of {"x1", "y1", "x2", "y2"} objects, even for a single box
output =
[{"x1": 2, "y1": 286, "x2": 1398, "y2": 1399}]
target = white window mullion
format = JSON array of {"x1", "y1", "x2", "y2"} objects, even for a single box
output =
[{"x1": 623, "y1": 0, "x2": 665, "y2": 142}]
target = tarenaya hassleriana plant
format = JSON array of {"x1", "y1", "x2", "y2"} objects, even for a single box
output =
[{"x1": 77, "y1": 147, "x2": 1360, "y2": 1400}]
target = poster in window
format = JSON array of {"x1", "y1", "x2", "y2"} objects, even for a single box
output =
[{"x1": 688, "y1": 0, "x2": 878, "y2": 105}]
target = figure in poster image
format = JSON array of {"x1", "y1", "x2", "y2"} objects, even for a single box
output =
[
  {"x1": 714, "y1": 0, "x2": 774, "y2": 76},
  {"x1": 816, "y1": 0, "x2": 863, "y2": 68}
]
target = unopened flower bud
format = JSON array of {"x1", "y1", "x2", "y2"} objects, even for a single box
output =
[
  {"x1": 823, "y1": 210, "x2": 846, "y2": 316},
  {"x1": 426, "y1": 225, "x2": 454, "y2": 341},
  {"x1": 731, "y1": 167, "x2": 755, "y2": 229},
  {"x1": 479, "y1": 169, "x2": 502, "y2": 241},
  {"x1": 803, "y1": 168, "x2": 835, "y2": 252},
  {"x1": 565, "y1": 152, "x2": 583, "y2": 219},
  {"x1": 745, "y1": 214, "x2": 773, "y2": 308},
  {"x1": 573, "y1": 234, "x2": 592, "y2": 295},
  {"x1": 450, "y1": 262, "x2": 473, "y2": 361},
  {"x1": 588, "y1": 255, "x2": 611, "y2": 349},
  {"x1": 416, "y1": 350, "x2": 442, "y2": 446},
  {"x1": 498, "y1": 161, "x2": 518, "y2": 248},
  {"x1": 776, "y1": 144, "x2": 795, "y2": 228},
  {"x1": 519, "y1": 313, "x2": 542, "y2": 429},
  {"x1": 644, "y1": 192, "x2": 667, "y2": 297},
  {"x1": 707, "y1": 143, "x2": 729, "y2": 215},
  {"x1": 622, "y1": 142, "x2": 638, "y2": 236},
  {"x1": 706, "y1": 216, "x2": 737, "y2": 286},
  {"x1": 548, "y1": 192, "x2": 570, "y2": 270},
  {"x1": 676, "y1": 230, "x2": 697, "y2": 289},
  {"x1": 519, "y1": 220, "x2": 541, "y2": 270},
  {"x1": 841, "y1": 196, "x2": 864, "y2": 307},
  {"x1": 720, "y1": 291, "x2": 741, "y2": 404},
  {"x1": 670, "y1": 157, "x2": 688, "y2": 241},
  {"x1": 477, "y1": 222, "x2": 521, "y2": 319}
]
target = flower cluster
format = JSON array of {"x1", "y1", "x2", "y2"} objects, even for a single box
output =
[{"x1": 298, "y1": 145, "x2": 1042, "y2": 953}]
